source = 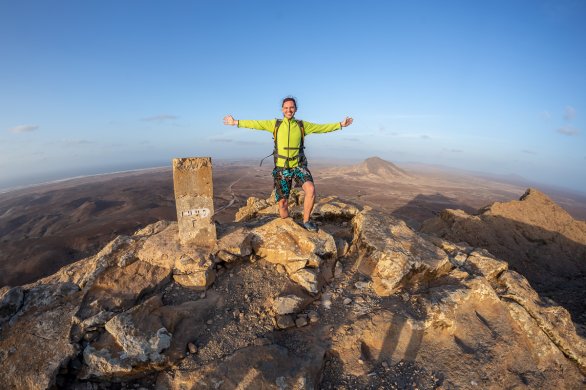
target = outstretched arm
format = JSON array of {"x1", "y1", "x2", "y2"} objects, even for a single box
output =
[
  {"x1": 340, "y1": 116, "x2": 353, "y2": 127},
  {"x1": 223, "y1": 115, "x2": 239, "y2": 126}
]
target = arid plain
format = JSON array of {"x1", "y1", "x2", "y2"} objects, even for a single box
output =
[{"x1": 1, "y1": 157, "x2": 585, "y2": 289}]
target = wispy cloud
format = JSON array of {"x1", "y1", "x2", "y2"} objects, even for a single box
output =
[
  {"x1": 421, "y1": 134, "x2": 431, "y2": 139},
  {"x1": 209, "y1": 137, "x2": 263, "y2": 146},
  {"x1": 564, "y1": 106, "x2": 576, "y2": 121},
  {"x1": 9, "y1": 124, "x2": 39, "y2": 133},
  {"x1": 443, "y1": 148, "x2": 462, "y2": 153},
  {"x1": 142, "y1": 114, "x2": 178, "y2": 122},
  {"x1": 540, "y1": 111, "x2": 551, "y2": 121},
  {"x1": 209, "y1": 137, "x2": 233, "y2": 143},
  {"x1": 62, "y1": 138, "x2": 95, "y2": 147},
  {"x1": 556, "y1": 125, "x2": 580, "y2": 136},
  {"x1": 522, "y1": 149, "x2": 537, "y2": 155}
]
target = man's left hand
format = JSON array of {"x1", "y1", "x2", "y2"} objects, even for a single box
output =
[{"x1": 340, "y1": 117, "x2": 354, "y2": 127}]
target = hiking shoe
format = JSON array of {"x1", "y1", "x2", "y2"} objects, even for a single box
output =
[{"x1": 302, "y1": 220, "x2": 318, "y2": 232}]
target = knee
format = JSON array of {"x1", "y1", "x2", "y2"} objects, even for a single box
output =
[{"x1": 304, "y1": 183, "x2": 315, "y2": 198}]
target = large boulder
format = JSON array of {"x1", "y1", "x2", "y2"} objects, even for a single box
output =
[
  {"x1": 250, "y1": 217, "x2": 336, "y2": 293},
  {"x1": 352, "y1": 210, "x2": 452, "y2": 295},
  {"x1": 137, "y1": 223, "x2": 215, "y2": 290}
]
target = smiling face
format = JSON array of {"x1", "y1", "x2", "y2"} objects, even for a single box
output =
[{"x1": 281, "y1": 99, "x2": 297, "y2": 119}]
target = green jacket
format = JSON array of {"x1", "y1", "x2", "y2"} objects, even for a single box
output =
[{"x1": 238, "y1": 117, "x2": 341, "y2": 168}]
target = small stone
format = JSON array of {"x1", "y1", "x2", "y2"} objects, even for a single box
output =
[
  {"x1": 276, "y1": 264, "x2": 286, "y2": 274},
  {"x1": 354, "y1": 296, "x2": 365, "y2": 304},
  {"x1": 206, "y1": 319, "x2": 213, "y2": 325},
  {"x1": 354, "y1": 281, "x2": 369, "y2": 290},
  {"x1": 382, "y1": 361, "x2": 389, "y2": 369},
  {"x1": 187, "y1": 342, "x2": 197, "y2": 354},
  {"x1": 401, "y1": 293, "x2": 410, "y2": 302},
  {"x1": 295, "y1": 316, "x2": 308, "y2": 327},
  {"x1": 276, "y1": 315, "x2": 295, "y2": 329},
  {"x1": 343, "y1": 298, "x2": 352, "y2": 305},
  {"x1": 272, "y1": 295, "x2": 305, "y2": 315},
  {"x1": 358, "y1": 359, "x2": 364, "y2": 364},
  {"x1": 334, "y1": 261, "x2": 344, "y2": 278},
  {"x1": 253, "y1": 337, "x2": 271, "y2": 346},
  {"x1": 200, "y1": 292, "x2": 206, "y2": 299},
  {"x1": 321, "y1": 293, "x2": 332, "y2": 309},
  {"x1": 308, "y1": 311, "x2": 319, "y2": 323}
]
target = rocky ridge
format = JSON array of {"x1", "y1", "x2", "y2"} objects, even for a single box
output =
[
  {"x1": 420, "y1": 187, "x2": 586, "y2": 326},
  {"x1": 0, "y1": 193, "x2": 584, "y2": 389}
]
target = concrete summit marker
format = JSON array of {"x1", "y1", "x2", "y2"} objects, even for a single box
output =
[{"x1": 172, "y1": 157, "x2": 217, "y2": 246}]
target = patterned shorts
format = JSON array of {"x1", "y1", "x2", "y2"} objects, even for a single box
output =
[{"x1": 272, "y1": 166, "x2": 314, "y2": 202}]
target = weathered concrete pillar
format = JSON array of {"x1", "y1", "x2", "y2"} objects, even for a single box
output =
[{"x1": 173, "y1": 157, "x2": 216, "y2": 247}]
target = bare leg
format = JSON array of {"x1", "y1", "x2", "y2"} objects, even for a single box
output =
[
  {"x1": 278, "y1": 198, "x2": 289, "y2": 218},
  {"x1": 302, "y1": 181, "x2": 315, "y2": 223}
]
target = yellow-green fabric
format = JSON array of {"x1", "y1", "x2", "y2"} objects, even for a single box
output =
[{"x1": 238, "y1": 117, "x2": 341, "y2": 167}]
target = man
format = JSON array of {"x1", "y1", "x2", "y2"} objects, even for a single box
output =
[{"x1": 223, "y1": 97, "x2": 353, "y2": 231}]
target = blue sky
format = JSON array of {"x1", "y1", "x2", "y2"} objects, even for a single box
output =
[{"x1": 1, "y1": 0, "x2": 585, "y2": 192}]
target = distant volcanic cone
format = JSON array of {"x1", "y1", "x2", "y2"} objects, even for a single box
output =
[{"x1": 352, "y1": 157, "x2": 411, "y2": 179}]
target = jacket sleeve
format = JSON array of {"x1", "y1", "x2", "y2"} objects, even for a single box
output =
[
  {"x1": 237, "y1": 119, "x2": 275, "y2": 133},
  {"x1": 303, "y1": 121, "x2": 342, "y2": 134}
]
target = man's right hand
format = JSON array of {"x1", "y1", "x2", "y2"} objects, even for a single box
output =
[{"x1": 223, "y1": 115, "x2": 238, "y2": 126}]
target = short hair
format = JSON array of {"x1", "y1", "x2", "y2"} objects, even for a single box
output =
[{"x1": 281, "y1": 96, "x2": 297, "y2": 109}]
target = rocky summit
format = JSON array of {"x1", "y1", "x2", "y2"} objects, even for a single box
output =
[
  {"x1": 0, "y1": 193, "x2": 585, "y2": 389},
  {"x1": 420, "y1": 188, "x2": 586, "y2": 327}
]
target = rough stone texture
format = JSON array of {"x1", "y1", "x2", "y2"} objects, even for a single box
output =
[
  {"x1": 0, "y1": 286, "x2": 24, "y2": 325},
  {"x1": 214, "y1": 227, "x2": 253, "y2": 262},
  {"x1": 272, "y1": 294, "x2": 307, "y2": 315},
  {"x1": 156, "y1": 344, "x2": 326, "y2": 389},
  {"x1": 312, "y1": 196, "x2": 360, "y2": 220},
  {"x1": 330, "y1": 270, "x2": 584, "y2": 388},
  {"x1": 352, "y1": 209, "x2": 452, "y2": 295},
  {"x1": 173, "y1": 157, "x2": 216, "y2": 246},
  {"x1": 234, "y1": 196, "x2": 274, "y2": 222},
  {"x1": 497, "y1": 270, "x2": 586, "y2": 372},
  {"x1": 420, "y1": 188, "x2": 586, "y2": 324},
  {"x1": 463, "y1": 249, "x2": 509, "y2": 281},
  {"x1": 290, "y1": 268, "x2": 319, "y2": 294},
  {"x1": 137, "y1": 223, "x2": 215, "y2": 290},
  {"x1": 251, "y1": 217, "x2": 336, "y2": 273},
  {"x1": 0, "y1": 283, "x2": 82, "y2": 390}
]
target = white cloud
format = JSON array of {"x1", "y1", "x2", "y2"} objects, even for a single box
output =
[
  {"x1": 556, "y1": 125, "x2": 580, "y2": 136},
  {"x1": 142, "y1": 114, "x2": 178, "y2": 122},
  {"x1": 421, "y1": 134, "x2": 431, "y2": 139},
  {"x1": 522, "y1": 149, "x2": 537, "y2": 155},
  {"x1": 9, "y1": 124, "x2": 39, "y2": 133},
  {"x1": 564, "y1": 106, "x2": 576, "y2": 121}
]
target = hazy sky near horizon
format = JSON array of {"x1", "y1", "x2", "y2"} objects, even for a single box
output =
[{"x1": 1, "y1": 0, "x2": 585, "y2": 192}]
